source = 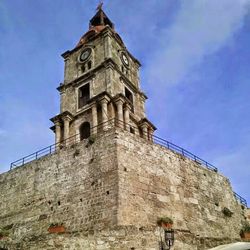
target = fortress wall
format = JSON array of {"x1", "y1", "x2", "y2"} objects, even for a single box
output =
[
  {"x1": 0, "y1": 129, "x2": 119, "y2": 247},
  {"x1": 0, "y1": 128, "x2": 247, "y2": 250},
  {"x1": 116, "y1": 129, "x2": 245, "y2": 243},
  {"x1": 246, "y1": 208, "x2": 250, "y2": 223}
]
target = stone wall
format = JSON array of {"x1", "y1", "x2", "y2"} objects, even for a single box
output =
[
  {"x1": 0, "y1": 129, "x2": 119, "y2": 249},
  {"x1": 246, "y1": 209, "x2": 250, "y2": 223},
  {"x1": 0, "y1": 128, "x2": 247, "y2": 249},
  {"x1": 115, "y1": 129, "x2": 246, "y2": 248}
]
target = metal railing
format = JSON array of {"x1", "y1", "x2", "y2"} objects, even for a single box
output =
[
  {"x1": 234, "y1": 192, "x2": 247, "y2": 207},
  {"x1": 10, "y1": 119, "x2": 114, "y2": 170},
  {"x1": 10, "y1": 134, "x2": 77, "y2": 169},
  {"x1": 114, "y1": 120, "x2": 218, "y2": 172},
  {"x1": 152, "y1": 135, "x2": 218, "y2": 172},
  {"x1": 9, "y1": 118, "x2": 247, "y2": 207}
]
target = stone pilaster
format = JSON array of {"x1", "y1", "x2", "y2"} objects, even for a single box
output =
[
  {"x1": 54, "y1": 120, "x2": 62, "y2": 146},
  {"x1": 115, "y1": 98, "x2": 124, "y2": 128},
  {"x1": 91, "y1": 102, "x2": 98, "y2": 135},
  {"x1": 141, "y1": 123, "x2": 148, "y2": 140},
  {"x1": 148, "y1": 127, "x2": 154, "y2": 142},
  {"x1": 100, "y1": 96, "x2": 110, "y2": 130},
  {"x1": 124, "y1": 104, "x2": 131, "y2": 132},
  {"x1": 62, "y1": 115, "x2": 73, "y2": 146},
  {"x1": 109, "y1": 102, "x2": 116, "y2": 127}
]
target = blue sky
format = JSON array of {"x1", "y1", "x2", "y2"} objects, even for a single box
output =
[{"x1": 0, "y1": 0, "x2": 249, "y2": 205}]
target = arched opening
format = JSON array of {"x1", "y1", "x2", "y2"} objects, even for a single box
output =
[{"x1": 80, "y1": 122, "x2": 91, "y2": 140}]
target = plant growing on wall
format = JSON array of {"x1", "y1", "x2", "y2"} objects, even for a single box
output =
[
  {"x1": 241, "y1": 222, "x2": 250, "y2": 239},
  {"x1": 0, "y1": 229, "x2": 9, "y2": 239},
  {"x1": 222, "y1": 207, "x2": 233, "y2": 217},
  {"x1": 88, "y1": 135, "x2": 96, "y2": 144},
  {"x1": 86, "y1": 135, "x2": 96, "y2": 148},
  {"x1": 49, "y1": 222, "x2": 63, "y2": 227},
  {"x1": 157, "y1": 216, "x2": 174, "y2": 228}
]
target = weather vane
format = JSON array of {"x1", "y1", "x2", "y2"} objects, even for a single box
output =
[{"x1": 96, "y1": 1, "x2": 104, "y2": 11}]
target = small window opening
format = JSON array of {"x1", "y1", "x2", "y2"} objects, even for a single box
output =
[
  {"x1": 130, "y1": 127, "x2": 135, "y2": 134},
  {"x1": 78, "y1": 84, "x2": 90, "y2": 108},
  {"x1": 80, "y1": 122, "x2": 91, "y2": 140},
  {"x1": 58, "y1": 201, "x2": 61, "y2": 206},
  {"x1": 139, "y1": 127, "x2": 143, "y2": 138},
  {"x1": 121, "y1": 66, "x2": 124, "y2": 73},
  {"x1": 125, "y1": 87, "x2": 133, "y2": 104},
  {"x1": 106, "y1": 191, "x2": 110, "y2": 195},
  {"x1": 81, "y1": 65, "x2": 85, "y2": 73},
  {"x1": 88, "y1": 61, "x2": 92, "y2": 70}
]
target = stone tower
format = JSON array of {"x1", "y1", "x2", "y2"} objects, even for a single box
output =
[
  {"x1": 50, "y1": 6, "x2": 155, "y2": 145},
  {"x1": 0, "y1": 5, "x2": 248, "y2": 250}
]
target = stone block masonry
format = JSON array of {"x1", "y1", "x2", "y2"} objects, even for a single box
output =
[{"x1": 0, "y1": 128, "x2": 247, "y2": 249}]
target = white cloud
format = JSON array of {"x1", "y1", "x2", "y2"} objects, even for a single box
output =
[{"x1": 147, "y1": 0, "x2": 250, "y2": 86}]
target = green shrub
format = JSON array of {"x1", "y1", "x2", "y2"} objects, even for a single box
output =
[
  {"x1": 49, "y1": 222, "x2": 63, "y2": 227},
  {"x1": 0, "y1": 229, "x2": 9, "y2": 237},
  {"x1": 156, "y1": 216, "x2": 173, "y2": 226},
  {"x1": 242, "y1": 223, "x2": 250, "y2": 233}
]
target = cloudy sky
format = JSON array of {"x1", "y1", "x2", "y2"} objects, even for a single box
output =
[{"x1": 0, "y1": 0, "x2": 249, "y2": 205}]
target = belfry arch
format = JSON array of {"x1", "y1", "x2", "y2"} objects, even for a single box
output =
[{"x1": 79, "y1": 122, "x2": 91, "y2": 140}]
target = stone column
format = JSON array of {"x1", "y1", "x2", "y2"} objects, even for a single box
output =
[
  {"x1": 141, "y1": 124, "x2": 148, "y2": 140},
  {"x1": 115, "y1": 99, "x2": 124, "y2": 128},
  {"x1": 91, "y1": 102, "x2": 98, "y2": 135},
  {"x1": 54, "y1": 120, "x2": 61, "y2": 147},
  {"x1": 100, "y1": 98, "x2": 109, "y2": 130},
  {"x1": 148, "y1": 127, "x2": 154, "y2": 142},
  {"x1": 63, "y1": 116, "x2": 71, "y2": 146},
  {"x1": 109, "y1": 102, "x2": 116, "y2": 127},
  {"x1": 124, "y1": 104, "x2": 131, "y2": 131}
]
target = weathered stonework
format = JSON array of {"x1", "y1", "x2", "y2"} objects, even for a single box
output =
[
  {"x1": 50, "y1": 8, "x2": 153, "y2": 145},
  {"x1": 1, "y1": 6, "x2": 248, "y2": 250},
  {"x1": 246, "y1": 209, "x2": 250, "y2": 223},
  {"x1": 0, "y1": 128, "x2": 247, "y2": 249}
]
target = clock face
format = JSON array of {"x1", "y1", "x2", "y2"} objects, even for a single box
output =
[
  {"x1": 121, "y1": 52, "x2": 129, "y2": 67},
  {"x1": 79, "y1": 48, "x2": 91, "y2": 62}
]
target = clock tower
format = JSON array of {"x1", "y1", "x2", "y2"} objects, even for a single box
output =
[{"x1": 50, "y1": 6, "x2": 156, "y2": 145}]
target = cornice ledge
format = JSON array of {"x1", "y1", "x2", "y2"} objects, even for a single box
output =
[
  {"x1": 138, "y1": 117, "x2": 157, "y2": 131},
  {"x1": 50, "y1": 111, "x2": 74, "y2": 123}
]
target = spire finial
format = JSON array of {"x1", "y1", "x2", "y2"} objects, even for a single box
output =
[{"x1": 96, "y1": 1, "x2": 104, "y2": 11}]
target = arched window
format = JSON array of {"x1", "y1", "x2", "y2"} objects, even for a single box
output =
[{"x1": 80, "y1": 122, "x2": 91, "y2": 140}]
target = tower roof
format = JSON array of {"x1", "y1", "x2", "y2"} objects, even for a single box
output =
[
  {"x1": 89, "y1": 7, "x2": 114, "y2": 29},
  {"x1": 76, "y1": 4, "x2": 116, "y2": 48}
]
